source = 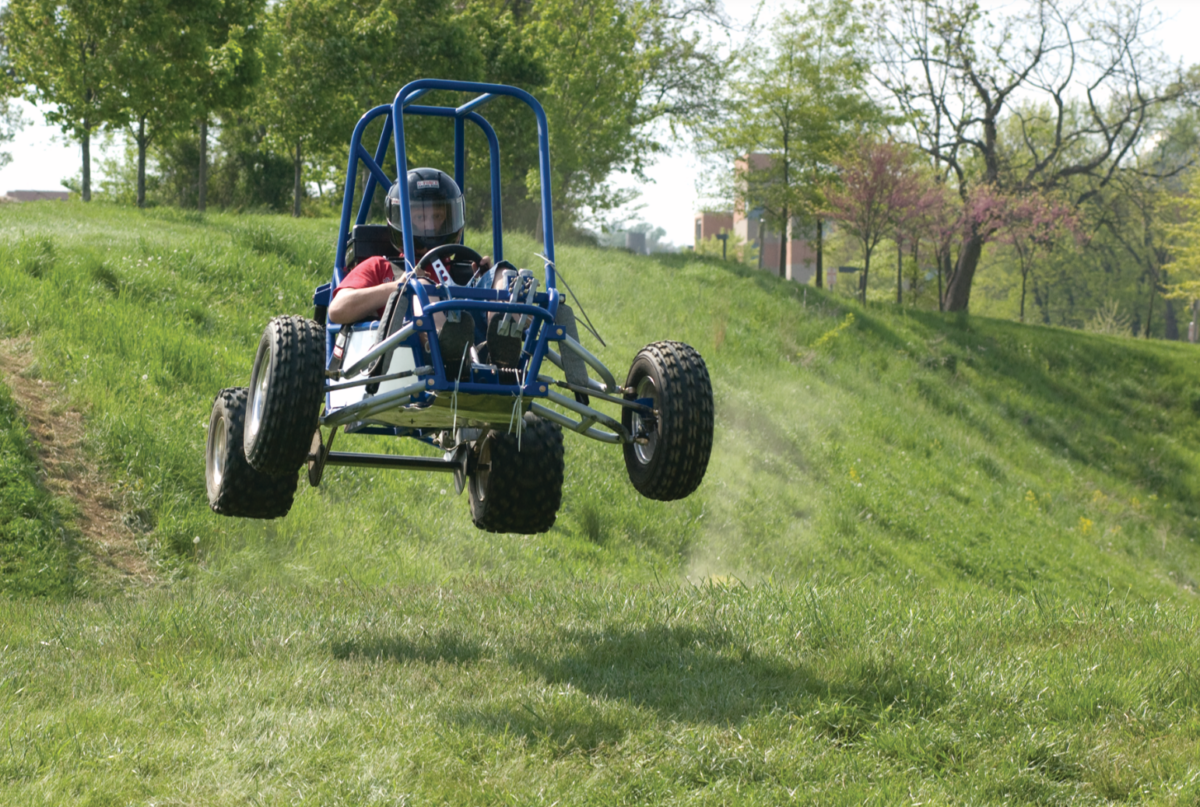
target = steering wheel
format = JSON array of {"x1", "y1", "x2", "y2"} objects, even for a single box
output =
[{"x1": 412, "y1": 243, "x2": 484, "y2": 286}]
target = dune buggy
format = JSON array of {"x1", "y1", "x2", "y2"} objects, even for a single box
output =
[{"x1": 205, "y1": 79, "x2": 714, "y2": 533}]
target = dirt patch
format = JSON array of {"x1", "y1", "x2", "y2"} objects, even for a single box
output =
[{"x1": 0, "y1": 338, "x2": 154, "y2": 587}]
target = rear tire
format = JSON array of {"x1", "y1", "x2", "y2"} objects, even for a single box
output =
[
  {"x1": 622, "y1": 341, "x2": 713, "y2": 500},
  {"x1": 244, "y1": 315, "x2": 326, "y2": 475},
  {"x1": 206, "y1": 387, "x2": 298, "y2": 518},
  {"x1": 468, "y1": 413, "x2": 564, "y2": 534}
]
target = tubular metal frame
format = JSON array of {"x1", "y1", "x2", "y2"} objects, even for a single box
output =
[{"x1": 320, "y1": 80, "x2": 631, "y2": 466}]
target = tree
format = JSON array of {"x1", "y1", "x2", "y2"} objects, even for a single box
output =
[
  {"x1": 108, "y1": 0, "x2": 215, "y2": 207},
  {"x1": 189, "y1": 0, "x2": 265, "y2": 212},
  {"x1": 696, "y1": 0, "x2": 876, "y2": 281},
  {"x1": 990, "y1": 189, "x2": 1079, "y2": 321},
  {"x1": 526, "y1": 0, "x2": 726, "y2": 234},
  {"x1": 3, "y1": 0, "x2": 121, "y2": 201},
  {"x1": 891, "y1": 163, "x2": 943, "y2": 304},
  {"x1": 257, "y1": 0, "x2": 474, "y2": 218},
  {"x1": 826, "y1": 138, "x2": 929, "y2": 303},
  {"x1": 1160, "y1": 169, "x2": 1200, "y2": 313},
  {"x1": 0, "y1": 26, "x2": 24, "y2": 171},
  {"x1": 876, "y1": 0, "x2": 1196, "y2": 312},
  {"x1": 0, "y1": 99, "x2": 22, "y2": 172}
]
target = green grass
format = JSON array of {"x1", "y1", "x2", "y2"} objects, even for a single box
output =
[
  {"x1": 1, "y1": 201, "x2": 1199, "y2": 804},
  {"x1": 0, "y1": 382, "x2": 75, "y2": 599}
]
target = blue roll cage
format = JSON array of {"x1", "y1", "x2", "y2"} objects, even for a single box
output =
[{"x1": 317, "y1": 80, "x2": 568, "y2": 422}]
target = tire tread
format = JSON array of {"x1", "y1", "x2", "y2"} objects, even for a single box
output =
[
  {"x1": 207, "y1": 387, "x2": 297, "y2": 518},
  {"x1": 469, "y1": 413, "x2": 564, "y2": 533},
  {"x1": 245, "y1": 315, "x2": 326, "y2": 475},
  {"x1": 622, "y1": 340, "x2": 713, "y2": 500}
]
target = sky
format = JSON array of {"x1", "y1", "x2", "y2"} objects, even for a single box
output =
[{"x1": 2, "y1": 0, "x2": 1198, "y2": 247}]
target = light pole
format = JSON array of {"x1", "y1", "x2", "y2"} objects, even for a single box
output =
[{"x1": 716, "y1": 232, "x2": 728, "y2": 261}]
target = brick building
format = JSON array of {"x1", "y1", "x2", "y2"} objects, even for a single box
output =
[
  {"x1": 694, "y1": 211, "x2": 733, "y2": 244},
  {"x1": 3, "y1": 190, "x2": 69, "y2": 202},
  {"x1": 696, "y1": 153, "x2": 822, "y2": 284}
]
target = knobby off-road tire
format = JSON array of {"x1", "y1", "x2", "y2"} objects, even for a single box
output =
[
  {"x1": 245, "y1": 315, "x2": 326, "y2": 475},
  {"x1": 206, "y1": 387, "x2": 298, "y2": 518},
  {"x1": 468, "y1": 412, "x2": 564, "y2": 534},
  {"x1": 622, "y1": 341, "x2": 713, "y2": 501}
]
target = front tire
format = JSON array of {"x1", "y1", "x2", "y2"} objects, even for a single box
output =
[
  {"x1": 244, "y1": 315, "x2": 326, "y2": 475},
  {"x1": 468, "y1": 413, "x2": 564, "y2": 534},
  {"x1": 622, "y1": 341, "x2": 713, "y2": 500},
  {"x1": 207, "y1": 387, "x2": 298, "y2": 518}
]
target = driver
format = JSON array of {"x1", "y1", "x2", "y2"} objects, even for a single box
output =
[{"x1": 328, "y1": 168, "x2": 490, "y2": 324}]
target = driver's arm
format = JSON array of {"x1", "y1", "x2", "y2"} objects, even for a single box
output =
[{"x1": 328, "y1": 282, "x2": 400, "y2": 324}]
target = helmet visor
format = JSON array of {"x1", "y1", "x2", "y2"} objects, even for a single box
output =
[{"x1": 387, "y1": 197, "x2": 465, "y2": 239}]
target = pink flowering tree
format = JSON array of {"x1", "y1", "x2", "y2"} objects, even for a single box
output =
[
  {"x1": 924, "y1": 185, "x2": 963, "y2": 311},
  {"x1": 891, "y1": 172, "x2": 944, "y2": 305},
  {"x1": 912, "y1": 184, "x2": 1077, "y2": 315},
  {"x1": 825, "y1": 138, "x2": 929, "y2": 303},
  {"x1": 991, "y1": 190, "x2": 1080, "y2": 322}
]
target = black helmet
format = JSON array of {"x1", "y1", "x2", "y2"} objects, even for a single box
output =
[{"x1": 385, "y1": 168, "x2": 466, "y2": 254}]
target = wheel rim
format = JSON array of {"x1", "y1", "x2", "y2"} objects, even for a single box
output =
[
  {"x1": 471, "y1": 439, "x2": 491, "y2": 501},
  {"x1": 632, "y1": 375, "x2": 659, "y2": 465},
  {"x1": 209, "y1": 415, "x2": 227, "y2": 487},
  {"x1": 247, "y1": 354, "x2": 269, "y2": 444}
]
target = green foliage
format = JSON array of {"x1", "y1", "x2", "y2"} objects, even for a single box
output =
[
  {"x1": 1165, "y1": 168, "x2": 1200, "y2": 301},
  {"x1": 66, "y1": 0, "x2": 265, "y2": 207},
  {"x1": 879, "y1": 0, "x2": 1196, "y2": 312},
  {"x1": 89, "y1": 0, "x2": 724, "y2": 230},
  {"x1": 693, "y1": 230, "x2": 755, "y2": 264},
  {"x1": 1, "y1": 203, "x2": 1200, "y2": 799},
  {"x1": 2, "y1": 0, "x2": 117, "y2": 191},
  {"x1": 524, "y1": 0, "x2": 722, "y2": 230},
  {"x1": 255, "y1": 0, "x2": 455, "y2": 214},
  {"x1": 190, "y1": 0, "x2": 265, "y2": 119},
  {"x1": 1085, "y1": 299, "x2": 1133, "y2": 337},
  {"x1": 695, "y1": 0, "x2": 877, "y2": 275},
  {"x1": 2, "y1": 0, "x2": 117, "y2": 136}
]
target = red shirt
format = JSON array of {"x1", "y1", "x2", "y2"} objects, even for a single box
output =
[{"x1": 332, "y1": 255, "x2": 400, "y2": 320}]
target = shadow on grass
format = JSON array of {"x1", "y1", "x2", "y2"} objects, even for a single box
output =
[
  {"x1": 329, "y1": 620, "x2": 950, "y2": 747},
  {"x1": 504, "y1": 624, "x2": 948, "y2": 731},
  {"x1": 449, "y1": 698, "x2": 633, "y2": 756},
  {"x1": 901, "y1": 309, "x2": 1200, "y2": 507},
  {"x1": 328, "y1": 629, "x2": 485, "y2": 665}
]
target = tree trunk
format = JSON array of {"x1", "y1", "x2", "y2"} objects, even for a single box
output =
[
  {"x1": 81, "y1": 124, "x2": 91, "y2": 203},
  {"x1": 896, "y1": 239, "x2": 903, "y2": 304},
  {"x1": 1165, "y1": 299, "x2": 1179, "y2": 340},
  {"x1": 1033, "y1": 276, "x2": 1051, "y2": 324},
  {"x1": 815, "y1": 218, "x2": 824, "y2": 289},
  {"x1": 1019, "y1": 267, "x2": 1028, "y2": 323},
  {"x1": 943, "y1": 232, "x2": 984, "y2": 311},
  {"x1": 198, "y1": 117, "x2": 208, "y2": 213},
  {"x1": 912, "y1": 240, "x2": 920, "y2": 300},
  {"x1": 937, "y1": 250, "x2": 946, "y2": 311},
  {"x1": 1162, "y1": 269, "x2": 1178, "y2": 340},
  {"x1": 293, "y1": 139, "x2": 303, "y2": 218},
  {"x1": 136, "y1": 116, "x2": 147, "y2": 209},
  {"x1": 777, "y1": 209, "x2": 788, "y2": 279},
  {"x1": 1144, "y1": 272, "x2": 1157, "y2": 338},
  {"x1": 861, "y1": 250, "x2": 871, "y2": 304}
]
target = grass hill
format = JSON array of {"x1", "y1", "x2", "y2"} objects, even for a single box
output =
[{"x1": 1, "y1": 202, "x2": 1198, "y2": 804}]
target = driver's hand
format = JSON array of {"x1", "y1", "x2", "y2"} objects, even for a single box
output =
[{"x1": 472, "y1": 255, "x2": 493, "y2": 273}]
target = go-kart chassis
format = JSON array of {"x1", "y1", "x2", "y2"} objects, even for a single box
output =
[{"x1": 312, "y1": 79, "x2": 648, "y2": 475}]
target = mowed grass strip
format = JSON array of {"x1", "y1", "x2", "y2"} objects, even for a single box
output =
[
  {"x1": 0, "y1": 201, "x2": 1198, "y2": 802},
  {"x1": 4, "y1": 579, "x2": 1199, "y2": 804},
  {"x1": 0, "y1": 381, "x2": 75, "y2": 598}
]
